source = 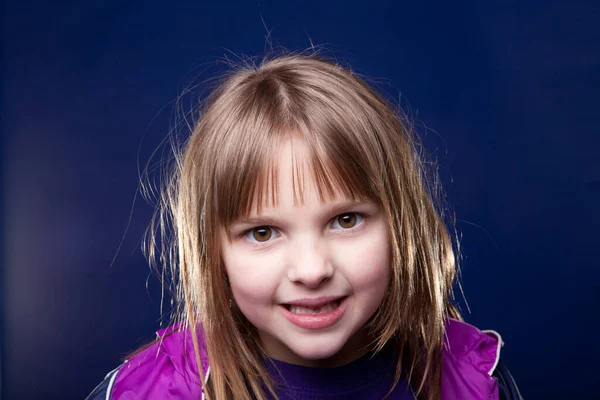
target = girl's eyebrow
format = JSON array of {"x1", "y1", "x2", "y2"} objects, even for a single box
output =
[
  {"x1": 319, "y1": 200, "x2": 376, "y2": 219},
  {"x1": 232, "y1": 215, "x2": 286, "y2": 227},
  {"x1": 232, "y1": 200, "x2": 376, "y2": 227}
]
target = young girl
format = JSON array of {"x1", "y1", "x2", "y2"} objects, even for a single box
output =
[{"x1": 88, "y1": 53, "x2": 520, "y2": 400}]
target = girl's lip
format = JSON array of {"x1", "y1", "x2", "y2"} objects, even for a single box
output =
[{"x1": 280, "y1": 297, "x2": 348, "y2": 330}]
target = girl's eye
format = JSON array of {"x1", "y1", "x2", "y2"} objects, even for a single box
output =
[
  {"x1": 246, "y1": 226, "x2": 278, "y2": 243},
  {"x1": 332, "y1": 213, "x2": 363, "y2": 230}
]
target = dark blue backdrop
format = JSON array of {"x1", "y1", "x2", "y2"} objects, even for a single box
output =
[{"x1": 2, "y1": 1, "x2": 599, "y2": 399}]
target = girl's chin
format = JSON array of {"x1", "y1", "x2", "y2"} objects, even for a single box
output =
[
  {"x1": 280, "y1": 340, "x2": 370, "y2": 368},
  {"x1": 259, "y1": 323, "x2": 373, "y2": 367}
]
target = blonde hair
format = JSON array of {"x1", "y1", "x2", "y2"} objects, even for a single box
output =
[{"x1": 146, "y1": 52, "x2": 461, "y2": 400}]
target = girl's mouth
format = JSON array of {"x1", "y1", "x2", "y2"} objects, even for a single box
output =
[{"x1": 280, "y1": 297, "x2": 347, "y2": 330}]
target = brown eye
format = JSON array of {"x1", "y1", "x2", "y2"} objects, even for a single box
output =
[
  {"x1": 334, "y1": 213, "x2": 360, "y2": 229},
  {"x1": 251, "y1": 226, "x2": 273, "y2": 242}
]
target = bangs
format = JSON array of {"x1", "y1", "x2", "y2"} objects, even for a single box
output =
[{"x1": 215, "y1": 129, "x2": 379, "y2": 228}]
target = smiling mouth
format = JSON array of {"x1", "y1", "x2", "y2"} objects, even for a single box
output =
[
  {"x1": 284, "y1": 299, "x2": 343, "y2": 315},
  {"x1": 281, "y1": 297, "x2": 348, "y2": 330}
]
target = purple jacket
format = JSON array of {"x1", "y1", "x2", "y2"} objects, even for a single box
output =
[{"x1": 87, "y1": 319, "x2": 511, "y2": 399}]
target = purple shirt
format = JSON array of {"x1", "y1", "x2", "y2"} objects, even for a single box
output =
[{"x1": 263, "y1": 345, "x2": 413, "y2": 399}]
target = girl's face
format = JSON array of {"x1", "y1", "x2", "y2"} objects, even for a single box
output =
[{"x1": 221, "y1": 140, "x2": 390, "y2": 368}]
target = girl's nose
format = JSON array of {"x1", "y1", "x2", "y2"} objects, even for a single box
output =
[{"x1": 286, "y1": 238, "x2": 334, "y2": 289}]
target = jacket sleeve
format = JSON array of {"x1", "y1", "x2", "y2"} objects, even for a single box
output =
[{"x1": 85, "y1": 365, "x2": 122, "y2": 400}]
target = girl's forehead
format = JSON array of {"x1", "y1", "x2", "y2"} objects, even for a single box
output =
[
  {"x1": 251, "y1": 140, "x2": 357, "y2": 208},
  {"x1": 219, "y1": 135, "x2": 378, "y2": 225},
  {"x1": 250, "y1": 177, "x2": 354, "y2": 213}
]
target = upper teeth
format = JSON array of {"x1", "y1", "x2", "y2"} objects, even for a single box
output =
[{"x1": 289, "y1": 301, "x2": 338, "y2": 315}]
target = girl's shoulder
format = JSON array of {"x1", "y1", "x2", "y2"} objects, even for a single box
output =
[
  {"x1": 442, "y1": 318, "x2": 520, "y2": 400},
  {"x1": 86, "y1": 324, "x2": 207, "y2": 400},
  {"x1": 443, "y1": 317, "x2": 503, "y2": 375}
]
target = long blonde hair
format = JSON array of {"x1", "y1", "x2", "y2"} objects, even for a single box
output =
[{"x1": 146, "y1": 52, "x2": 461, "y2": 400}]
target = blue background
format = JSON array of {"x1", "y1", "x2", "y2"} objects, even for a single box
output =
[{"x1": 2, "y1": 1, "x2": 599, "y2": 398}]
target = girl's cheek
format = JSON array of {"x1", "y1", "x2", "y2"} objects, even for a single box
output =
[
  {"x1": 334, "y1": 231, "x2": 391, "y2": 282},
  {"x1": 225, "y1": 248, "x2": 282, "y2": 287}
]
